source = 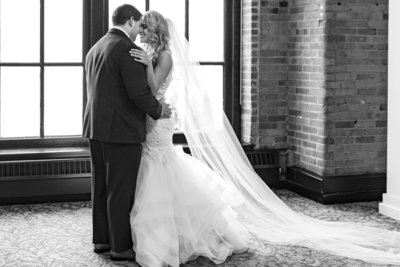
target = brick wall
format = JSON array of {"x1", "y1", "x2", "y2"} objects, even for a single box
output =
[
  {"x1": 287, "y1": 0, "x2": 326, "y2": 174},
  {"x1": 241, "y1": 0, "x2": 288, "y2": 149},
  {"x1": 324, "y1": 0, "x2": 388, "y2": 175},
  {"x1": 241, "y1": 0, "x2": 260, "y2": 145},
  {"x1": 258, "y1": 0, "x2": 288, "y2": 149},
  {"x1": 243, "y1": 0, "x2": 388, "y2": 176}
]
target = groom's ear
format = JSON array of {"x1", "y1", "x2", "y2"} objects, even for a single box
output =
[{"x1": 128, "y1": 16, "x2": 135, "y2": 27}]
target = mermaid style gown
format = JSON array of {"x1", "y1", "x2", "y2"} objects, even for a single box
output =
[{"x1": 130, "y1": 71, "x2": 250, "y2": 267}]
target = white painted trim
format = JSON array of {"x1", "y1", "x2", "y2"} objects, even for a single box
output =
[
  {"x1": 379, "y1": 0, "x2": 400, "y2": 221},
  {"x1": 379, "y1": 194, "x2": 400, "y2": 221}
]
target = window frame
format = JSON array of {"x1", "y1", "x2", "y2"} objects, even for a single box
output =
[
  {"x1": 0, "y1": 0, "x2": 241, "y2": 150},
  {"x1": 0, "y1": 0, "x2": 88, "y2": 147}
]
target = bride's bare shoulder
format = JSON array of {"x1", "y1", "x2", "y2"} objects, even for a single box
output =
[
  {"x1": 157, "y1": 50, "x2": 172, "y2": 63},
  {"x1": 156, "y1": 50, "x2": 173, "y2": 71},
  {"x1": 159, "y1": 49, "x2": 172, "y2": 56}
]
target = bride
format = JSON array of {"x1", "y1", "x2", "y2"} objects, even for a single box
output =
[{"x1": 129, "y1": 10, "x2": 400, "y2": 267}]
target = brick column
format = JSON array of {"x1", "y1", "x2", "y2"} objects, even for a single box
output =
[
  {"x1": 242, "y1": 0, "x2": 389, "y2": 203},
  {"x1": 324, "y1": 0, "x2": 388, "y2": 176},
  {"x1": 285, "y1": 0, "x2": 388, "y2": 203},
  {"x1": 287, "y1": 0, "x2": 327, "y2": 175},
  {"x1": 241, "y1": 0, "x2": 260, "y2": 145},
  {"x1": 241, "y1": 0, "x2": 289, "y2": 149},
  {"x1": 258, "y1": 0, "x2": 288, "y2": 149}
]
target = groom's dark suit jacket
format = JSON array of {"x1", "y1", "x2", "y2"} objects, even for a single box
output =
[{"x1": 83, "y1": 28, "x2": 162, "y2": 143}]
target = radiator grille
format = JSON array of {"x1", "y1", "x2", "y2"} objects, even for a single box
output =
[
  {"x1": 0, "y1": 152, "x2": 277, "y2": 177},
  {"x1": 246, "y1": 150, "x2": 278, "y2": 168},
  {"x1": 0, "y1": 158, "x2": 91, "y2": 178}
]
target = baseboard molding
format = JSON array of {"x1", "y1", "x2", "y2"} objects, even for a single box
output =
[
  {"x1": 3, "y1": 150, "x2": 387, "y2": 205},
  {"x1": 379, "y1": 193, "x2": 400, "y2": 221},
  {"x1": 284, "y1": 167, "x2": 386, "y2": 204},
  {"x1": 0, "y1": 165, "x2": 386, "y2": 205},
  {"x1": 0, "y1": 176, "x2": 91, "y2": 205},
  {"x1": 0, "y1": 193, "x2": 91, "y2": 206},
  {"x1": 254, "y1": 167, "x2": 282, "y2": 189}
]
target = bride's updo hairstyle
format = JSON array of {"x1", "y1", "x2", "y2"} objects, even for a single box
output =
[{"x1": 141, "y1": 10, "x2": 170, "y2": 65}]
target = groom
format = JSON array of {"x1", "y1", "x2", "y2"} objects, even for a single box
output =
[{"x1": 83, "y1": 4, "x2": 171, "y2": 261}]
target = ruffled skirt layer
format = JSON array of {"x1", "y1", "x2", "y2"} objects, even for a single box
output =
[{"x1": 130, "y1": 145, "x2": 249, "y2": 267}]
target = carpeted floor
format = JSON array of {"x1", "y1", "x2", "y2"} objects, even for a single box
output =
[{"x1": 0, "y1": 190, "x2": 399, "y2": 267}]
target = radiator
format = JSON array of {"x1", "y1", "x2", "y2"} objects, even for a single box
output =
[
  {"x1": 0, "y1": 158, "x2": 92, "y2": 204},
  {"x1": 245, "y1": 149, "x2": 281, "y2": 187},
  {"x1": 0, "y1": 158, "x2": 91, "y2": 180},
  {"x1": 0, "y1": 149, "x2": 280, "y2": 204}
]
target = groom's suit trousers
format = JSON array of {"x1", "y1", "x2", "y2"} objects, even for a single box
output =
[{"x1": 89, "y1": 139, "x2": 142, "y2": 252}]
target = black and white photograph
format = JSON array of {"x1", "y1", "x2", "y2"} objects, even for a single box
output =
[{"x1": 0, "y1": 0, "x2": 399, "y2": 266}]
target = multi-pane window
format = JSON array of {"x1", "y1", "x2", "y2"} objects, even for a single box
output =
[
  {"x1": 0, "y1": 0, "x2": 84, "y2": 139},
  {"x1": 109, "y1": 0, "x2": 224, "y2": 115},
  {"x1": 0, "y1": 0, "x2": 237, "y2": 143}
]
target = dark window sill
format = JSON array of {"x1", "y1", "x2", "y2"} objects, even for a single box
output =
[
  {"x1": 0, "y1": 134, "x2": 252, "y2": 162},
  {"x1": 0, "y1": 137, "x2": 89, "y2": 161},
  {"x1": 0, "y1": 147, "x2": 90, "y2": 161},
  {"x1": 0, "y1": 134, "x2": 188, "y2": 161},
  {"x1": 0, "y1": 137, "x2": 88, "y2": 149}
]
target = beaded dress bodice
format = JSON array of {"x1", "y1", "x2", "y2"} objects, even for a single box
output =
[{"x1": 143, "y1": 71, "x2": 175, "y2": 160}]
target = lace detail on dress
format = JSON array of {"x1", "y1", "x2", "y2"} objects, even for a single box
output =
[
  {"x1": 143, "y1": 63, "x2": 174, "y2": 163},
  {"x1": 143, "y1": 116, "x2": 176, "y2": 163},
  {"x1": 155, "y1": 71, "x2": 172, "y2": 101}
]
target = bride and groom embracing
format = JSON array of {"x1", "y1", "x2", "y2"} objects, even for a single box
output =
[
  {"x1": 83, "y1": 4, "x2": 248, "y2": 266},
  {"x1": 83, "y1": 4, "x2": 400, "y2": 267}
]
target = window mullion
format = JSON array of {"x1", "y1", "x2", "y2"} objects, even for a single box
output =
[
  {"x1": 82, "y1": 0, "x2": 90, "y2": 123},
  {"x1": 185, "y1": 0, "x2": 189, "y2": 40},
  {"x1": 40, "y1": 0, "x2": 45, "y2": 138},
  {"x1": 198, "y1": 62, "x2": 225, "y2": 66}
]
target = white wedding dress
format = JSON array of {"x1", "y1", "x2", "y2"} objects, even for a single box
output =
[
  {"x1": 127, "y1": 19, "x2": 400, "y2": 267},
  {"x1": 130, "y1": 71, "x2": 250, "y2": 267}
]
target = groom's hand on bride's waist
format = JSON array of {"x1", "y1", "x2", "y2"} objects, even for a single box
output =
[{"x1": 160, "y1": 102, "x2": 172, "y2": 119}]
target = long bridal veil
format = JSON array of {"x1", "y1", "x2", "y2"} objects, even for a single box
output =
[{"x1": 165, "y1": 19, "x2": 400, "y2": 264}]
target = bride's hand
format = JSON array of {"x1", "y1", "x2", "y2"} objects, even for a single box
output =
[{"x1": 130, "y1": 49, "x2": 151, "y2": 66}]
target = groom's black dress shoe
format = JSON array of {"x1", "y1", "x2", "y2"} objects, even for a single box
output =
[
  {"x1": 110, "y1": 255, "x2": 135, "y2": 262},
  {"x1": 94, "y1": 244, "x2": 111, "y2": 255},
  {"x1": 93, "y1": 248, "x2": 111, "y2": 254},
  {"x1": 110, "y1": 249, "x2": 136, "y2": 262}
]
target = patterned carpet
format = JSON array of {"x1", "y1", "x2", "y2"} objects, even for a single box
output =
[{"x1": 0, "y1": 190, "x2": 399, "y2": 267}]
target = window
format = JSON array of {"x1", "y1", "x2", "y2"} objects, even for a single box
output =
[
  {"x1": 0, "y1": 0, "x2": 84, "y2": 140},
  {"x1": 0, "y1": 0, "x2": 240, "y2": 148}
]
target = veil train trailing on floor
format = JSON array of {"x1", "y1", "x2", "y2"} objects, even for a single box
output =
[{"x1": 165, "y1": 19, "x2": 400, "y2": 265}]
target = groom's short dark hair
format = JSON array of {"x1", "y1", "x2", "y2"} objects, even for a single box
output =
[{"x1": 112, "y1": 4, "x2": 142, "y2": 25}]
